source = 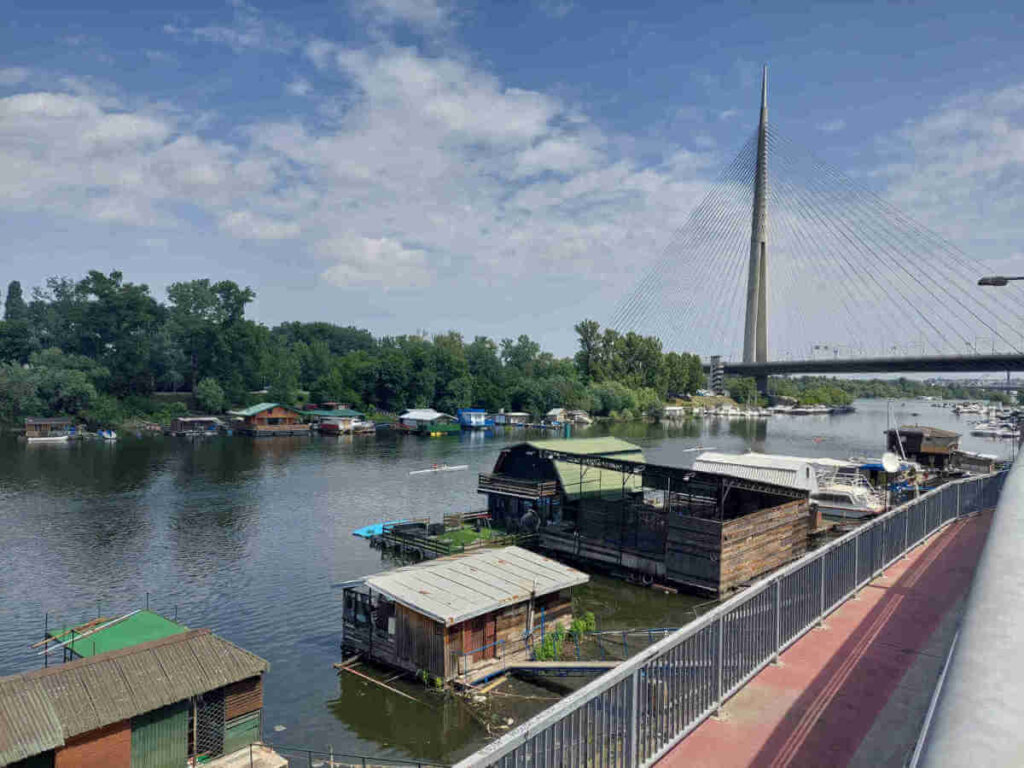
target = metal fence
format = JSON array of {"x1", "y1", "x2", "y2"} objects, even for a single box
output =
[{"x1": 454, "y1": 472, "x2": 1006, "y2": 768}]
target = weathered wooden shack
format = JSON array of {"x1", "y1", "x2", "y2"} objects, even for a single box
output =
[
  {"x1": 478, "y1": 439, "x2": 811, "y2": 596},
  {"x1": 23, "y1": 417, "x2": 73, "y2": 441},
  {"x1": 886, "y1": 425, "x2": 960, "y2": 469},
  {"x1": 341, "y1": 546, "x2": 588, "y2": 684},
  {"x1": 227, "y1": 403, "x2": 308, "y2": 436},
  {"x1": 0, "y1": 612, "x2": 282, "y2": 768},
  {"x1": 168, "y1": 416, "x2": 221, "y2": 436}
]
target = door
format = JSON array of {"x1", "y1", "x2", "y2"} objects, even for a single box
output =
[
  {"x1": 470, "y1": 617, "x2": 485, "y2": 662},
  {"x1": 131, "y1": 701, "x2": 188, "y2": 768},
  {"x1": 484, "y1": 614, "x2": 497, "y2": 660},
  {"x1": 223, "y1": 712, "x2": 261, "y2": 755}
]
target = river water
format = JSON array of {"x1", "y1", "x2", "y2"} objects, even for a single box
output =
[{"x1": 0, "y1": 399, "x2": 1009, "y2": 763}]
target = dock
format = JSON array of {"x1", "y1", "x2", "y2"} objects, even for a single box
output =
[{"x1": 459, "y1": 660, "x2": 621, "y2": 688}]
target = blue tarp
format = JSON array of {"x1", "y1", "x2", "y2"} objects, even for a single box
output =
[{"x1": 352, "y1": 520, "x2": 407, "y2": 538}]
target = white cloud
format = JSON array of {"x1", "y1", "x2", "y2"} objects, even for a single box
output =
[
  {"x1": 0, "y1": 67, "x2": 30, "y2": 86},
  {"x1": 286, "y1": 77, "x2": 313, "y2": 96},
  {"x1": 172, "y1": 0, "x2": 298, "y2": 53},
  {"x1": 319, "y1": 236, "x2": 432, "y2": 287},
  {"x1": 352, "y1": 0, "x2": 453, "y2": 33},
  {"x1": 818, "y1": 118, "x2": 846, "y2": 133},
  {"x1": 537, "y1": 0, "x2": 573, "y2": 18},
  {"x1": 220, "y1": 210, "x2": 301, "y2": 240},
  {"x1": 879, "y1": 84, "x2": 1024, "y2": 259}
]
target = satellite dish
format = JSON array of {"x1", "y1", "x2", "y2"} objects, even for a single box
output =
[{"x1": 882, "y1": 452, "x2": 901, "y2": 473}]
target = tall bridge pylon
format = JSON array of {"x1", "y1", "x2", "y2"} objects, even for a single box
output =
[
  {"x1": 607, "y1": 69, "x2": 1024, "y2": 372},
  {"x1": 743, "y1": 65, "x2": 769, "y2": 367}
]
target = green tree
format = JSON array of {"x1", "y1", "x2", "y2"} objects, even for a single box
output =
[
  {"x1": 4, "y1": 280, "x2": 27, "y2": 321},
  {"x1": 195, "y1": 377, "x2": 226, "y2": 413},
  {"x1": 574, "y1": 319, "x2": 602, "y2": 381}
]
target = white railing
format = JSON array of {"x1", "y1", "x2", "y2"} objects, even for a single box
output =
[{"x1": 455, "y1": 472, "x2": 1006, "y2": 768}]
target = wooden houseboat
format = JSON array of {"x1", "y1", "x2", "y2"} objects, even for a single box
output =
[
  {"x1": 494, "y1": 411, "x2": 530, "y2": 426},
  {"x1": 307, "y1": 407, "x2": 366, "y2": 435},
  {"x1": 1, "y1": 610, "x2": 284, "y2": 768},
  {"x1": 544, "y1": 408, "x2": 592, "y2": 426},
  {"x1": 341, "y1": 546, "x2": 588, "y2": 685},
  {"x1": 227, "y1": 403, "x2": 308, "y2": 436},
  {"x1": 886, "y1": 425, "x2": 960, "y2": 469},
  {"x1": 477, "y1": 438, "x2": 812, "y2": 596},
  {"x1": 396, "y1": 408, "x2": 460, "y2": 435},
  {"x1": 23, "y1": 417, "x2": 73, "y2": 443},
  {"x1": 169, "y1": 416, "x2": 222, "y2": 437}
]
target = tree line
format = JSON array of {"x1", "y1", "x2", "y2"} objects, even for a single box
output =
[{"x1": 0, "y1": 271, "x2": 708, "y2": 426}]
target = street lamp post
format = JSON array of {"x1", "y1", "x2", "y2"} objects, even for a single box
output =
[{"x1": 978, "y1": 276, "x2": 1024, "y2": 460}]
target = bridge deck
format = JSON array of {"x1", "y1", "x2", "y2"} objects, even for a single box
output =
[{"x1": 657, "y1": 506, "x2": 993, "y2": 768}]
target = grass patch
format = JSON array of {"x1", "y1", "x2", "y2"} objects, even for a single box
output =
[{"x1": 435, "y1": 525, "x2": 499, "y2": 547}]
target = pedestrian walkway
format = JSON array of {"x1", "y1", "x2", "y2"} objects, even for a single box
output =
[{"x1": 658, "y1": 508, "x2": 994, "y2": 768}]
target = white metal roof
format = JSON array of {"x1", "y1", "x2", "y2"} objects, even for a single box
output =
[
  {"x1": 693, "y1": 452, "x2": 819, "y2": 492},
  {"x1": 362, "y1": 546, "x2": 589, "y2": 626},
  {"x1": 400, "y1": 408, "x2": 450, "y2": 421}
]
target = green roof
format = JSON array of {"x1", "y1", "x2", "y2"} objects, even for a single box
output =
[
  {"x1": 524, "y1": 437, "x2": 645, "y2": 501},
  {"x1": 62, "y1": 611, "x2": 187, "y2": 658},
  {"x1": 228, "y1": 402, "x2": 300, "y2": 417},
  {"x1": 305, "y1": 408, "x2": 364, "y2": 418},
  {"x1": 526, "y1": 437, "x2": 644, "y2": 457}
]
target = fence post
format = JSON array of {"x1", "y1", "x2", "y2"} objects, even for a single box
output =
[
  {"x1": 715, "y1": 615, "x2": 724, "y2": 715},
  {"x1": 853, "y1": 532, "x2": 860, "y2": 594},
  {"x1": 630, "y1": 670, "x2": 640, "y2": 767},
  {"x1": 773, "y1": 579, "x2": 781, "y2": 663},
  {"x1": 818, "y1": 554, "x2": 826, "y2": 625}
]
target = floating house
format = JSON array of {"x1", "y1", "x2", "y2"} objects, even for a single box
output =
[
  {"x1": 886, "y1": 425, "x2": 960, "y2": 469},
  {"x1": 479, "y1": 438, "x2": 645, "y2": 531},
  {"x1": 341, "y1": 547, "x2": 588, "y2": 684},
  {"x1": 168, "y1": 416, "x2": 221, "y2": 437},
  {"x1": 0, "y1": 610, "x2": 283, "y2": 768},
  {"x1": 306, "y1": 407, "x2": 365, "y2": 435},
  {"x1": 397, "y1": 408, "x2": 460, "y2": 435},
  {"x1": 477, "y1": 438, "x2": 811, "y2": 596},
  {"x1": 456, "y1": 408, "x2": 492, "y2": 430},
  {"x1": 494, "y1": 411, "x2": 530, "y2": 426},
  {"x1": 227, "y1": 403, "x2": 308, "y2": 437},
  {"x1": 543, "y1": 408, "x2": 592, "y2": 426},
  {"x1": 23, "y1": 417, "x2": 73, "y2": 443}
]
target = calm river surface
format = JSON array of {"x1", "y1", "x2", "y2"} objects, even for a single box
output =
[{"x1": 0, "y1": 399, "x2": 1010, "y2": 763}]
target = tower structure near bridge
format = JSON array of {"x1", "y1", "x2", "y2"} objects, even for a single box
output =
[{"x1": 743, "y1": 66, "x2": 769, "y2": 375}]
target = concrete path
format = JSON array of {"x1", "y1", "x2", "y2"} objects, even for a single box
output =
[{"x1": 657, "y1": 509, "x2": 993, "y2": 768}]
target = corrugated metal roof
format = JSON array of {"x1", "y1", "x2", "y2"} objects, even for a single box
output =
[
  {"x1": 693, "y1": 452, "x2": 818, "y2": 492},
  {"x1": 525, "y1": 437, "x2": 643, "y2": 458},
  {"x1": 399, "y1": 408, "x2": 451, "y2": 422},
  {"x1": 227, "y1": 402, "x2": 299, "y2": 417},
  {"x1": 0, "y1": 677, "x2": 64, "y2": 766},
  {"x1": 362, "y1": 546, "x2": 589, "y2": 626},
  {"x1": 0, "y1": 629, "x2": 268, "y2": 764},
  {"x1": 304, "y1": 408, "x2": 364, "y2": 418}
]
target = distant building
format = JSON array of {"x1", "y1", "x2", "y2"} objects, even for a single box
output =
[
  {"x1": 397, "y1": 409, "x2": 460, "y2": 435},
  {"x1": 494, "y1": 411, "x2": 530, "y2": 426},
  {"x1": 168, "y1": 416, "x2": 221, "y2": 436},
  {"x1": 306, "y1": 408, "x2": 365, "y2": 434},
  {"x1": 341, "y1": 546, "x2": 588, "y2": 684},
  {"x1": 0, "y1": 610, "x2": 283, "y2": 768},
  {"x1": 227, "y1": 403, "x2": 308, "y2": 436},
  {"x1": 23, "y1": 417, "x2": 73, "y2": 442},
  {"x1": 456, "y1": 408, "x2": 491, "y2": 430},
  {"x1": 886, "y1": 425, "x2": 961, "y2": 469}
]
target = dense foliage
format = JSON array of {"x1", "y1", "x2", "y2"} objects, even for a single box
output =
[{"x1": 0, "y1": 272, "x2": 706, "y2": 426}]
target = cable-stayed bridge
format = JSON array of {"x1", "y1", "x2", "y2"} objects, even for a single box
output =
[{"x1": 610, "y1": 67, "x2": 1024, "y2": 387}]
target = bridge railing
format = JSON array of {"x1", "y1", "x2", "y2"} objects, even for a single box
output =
[{"x1": 454, "y1": 471, "x2": 1006, "y2": 768}]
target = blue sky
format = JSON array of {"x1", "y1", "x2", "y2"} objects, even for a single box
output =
[{"x1": 2, "y1": 0, "x2": 1023, "y2": 354}]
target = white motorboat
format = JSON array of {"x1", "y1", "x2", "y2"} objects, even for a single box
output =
[
  {"x1": 96, "y1": 429, "x2": 118, "y2": 441},
  {"x1": 26, "y1": 434, "x2": 70, "y2": 444}
]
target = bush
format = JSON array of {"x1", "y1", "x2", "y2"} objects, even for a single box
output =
[
  {"x1": 568, "y1": 612, "x2": 597, "y2": 638},
  {"x1": 533, "y1": 626, "x2": 566, "y2": 661},
  {"x1": 195, "y1": 377, "x2": 226, "y2": 413}
]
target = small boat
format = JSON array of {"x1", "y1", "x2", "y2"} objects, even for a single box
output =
[
  {"x1": 409, "y1": 464, "x2": 469, "y2": 475},
  {"x1": 96, "y1": 429, "x2": 118, "y2": 441},
  {"x1": 27, "y1": 434, "x2": 70, "y2": 444}
]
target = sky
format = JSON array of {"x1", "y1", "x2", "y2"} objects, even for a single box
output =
[{"x1": 1, "y1": 0, "x2": 1023, "y2": 355}]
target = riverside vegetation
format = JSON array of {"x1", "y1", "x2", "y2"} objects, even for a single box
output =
[{"x1": 0, "y1": 271, "x2": 705, "y2": 428}]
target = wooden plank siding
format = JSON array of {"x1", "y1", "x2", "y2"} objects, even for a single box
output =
[{"x1": 665, "y1": 499, "x2": 811, "y2": 595}]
